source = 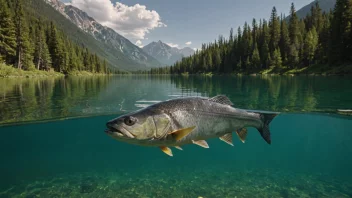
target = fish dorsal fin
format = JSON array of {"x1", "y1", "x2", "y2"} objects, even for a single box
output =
[
  {"x1": 192, "y1": 140, "x2": 209, "y2": 148},
  {"x1": 160, "y1": 146, "x2": 173, "y2": 156},
  {"x1": 174, "y1": 146, "x2": 183, "y2": 150},
  {"x1": 219, "y1": 133, "x2": 234, "y2": 146},
  {"x1": 209, "y1": 95, "x2": 233, "y2": 106},
  {"x1": 236, "y1": 128, "x2": 248, "y2": 143},
  {"x1": 169, "y1": 126, "x2": 195, "y2": 141}
]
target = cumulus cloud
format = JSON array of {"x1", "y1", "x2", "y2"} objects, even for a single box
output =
[
  {"x1": 185, "y1": 41, "x2": 192, "y2": 45},
  {"x1": 70, "y1": 0, "x2": 166, "y2": 40},
  {"x1": 166, "y1": 42, "x2": 179, "y2": 48},
  {"x1": 135, "y1": 40, "x2": 143, "y2": 48}
]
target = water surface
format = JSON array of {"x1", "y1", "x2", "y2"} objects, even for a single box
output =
[{"x1": 0, "y1": 75, "x2": 351, "y2": 197}]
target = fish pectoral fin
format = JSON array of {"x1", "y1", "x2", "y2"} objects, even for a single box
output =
[
  {"x1": 219, "y1": 133, "x2": 234, "y2": 146},
  {"x1": 168, "y1": 126, "x2": 196, "y2": 141},
  {"x1": 174, "y1": 146, "x2": 183, "y2": 150},
  {"x1": 236, "y1": 128, "x2": 248, "y2": 143},
  {"x1": 160, "y1": 146, "x2": 173, "y2": 156},
  {"x1": 192, "y1": 140, "x2": 209, "y2": 148}
]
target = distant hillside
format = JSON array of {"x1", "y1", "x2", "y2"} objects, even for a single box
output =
[
  {"x1": 296, "y1": 0, "x2": 336, "y2": 18},
  {"x1": 142, "y1": 41, "x2": 195, "y2": 65},
  {"x1": 24, "y1": 0, "x2": 161, "y2": 71}
]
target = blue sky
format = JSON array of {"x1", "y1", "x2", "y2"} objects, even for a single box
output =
[{"x1": 62, "y1": 0, "x2": 313, "y2": 50}]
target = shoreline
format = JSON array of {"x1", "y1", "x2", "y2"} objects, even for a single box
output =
[
  {"x1": 1, "y1": 64, "x2": 351, "y2": 78},
  {"x1": 0, "y1": 63, "x2": 110, "y2": 78}
]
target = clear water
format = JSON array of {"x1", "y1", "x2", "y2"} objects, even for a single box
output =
[{"x1": 0, "y1": 75, "x2": 352, "y2": 198}]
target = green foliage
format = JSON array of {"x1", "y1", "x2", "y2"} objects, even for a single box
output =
[
  {"x1": 304, "y1": 27, "x2": 319, "y2": 66},
  {"x1": 251, "y1": 44, "x2": 261, "y2": 69},
  {"x1": 271, "y1": 48, "x2": 283, "y2": 68},
  {"x1": 0, "y1": 0, "x2": 16, "y2": 63},
  {"x1": 269, "y1": 7, "x2": 280, "y2": 52},
  {"x1": 0, "y1": 0, "x2": 113, "y2": 75},
  {"x1": 149, "y1": 1, "x2": 350, "y2": 75},
  {"x1": 329, "y1": 0, "x2": 352, "y2": 64}
]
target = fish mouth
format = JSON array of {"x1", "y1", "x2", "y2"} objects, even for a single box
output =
[{"x1": 105, "y1": 124, "x2": 135, "y2": 139}]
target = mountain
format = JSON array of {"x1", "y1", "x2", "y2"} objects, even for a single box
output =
[
  {"x1": 296, "y1": 0, "x2": 336, "y2": 18},
  {"x1": 142, "y1": 41, "x2": 195, "y2": 66},
  {"x1": 35, "y1": 0, "x2": 161, "y2": 71}
]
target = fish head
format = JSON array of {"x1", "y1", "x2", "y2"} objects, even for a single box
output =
[{"x1": 105, "y1": 109, "x2": 171, "y2": 142}]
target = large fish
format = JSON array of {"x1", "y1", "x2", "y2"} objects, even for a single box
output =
[{"x1": 105, "y1": 95, "x2": 278, "y2": 156}]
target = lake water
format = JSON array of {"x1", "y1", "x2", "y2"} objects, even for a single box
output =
[{"x1": 0, "y1": 75, "x2": 352, "y2": 198}]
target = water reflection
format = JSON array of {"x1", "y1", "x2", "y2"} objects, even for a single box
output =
[{"x1": 1, "y1": 75, "x2": 351, "y2": 125}]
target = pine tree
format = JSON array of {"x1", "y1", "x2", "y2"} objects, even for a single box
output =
[
  {"x1": 329, "y1": 0, "x2": 352, "y2": 64},
  {"x1": 251, "y1": 43, "x2": 261, "y2": 69},
  {"x1": 304, "y1": 27, "x2": 319, "y2": 66},
  {"x1": 272, "y1": 48, "x2": 282, "y2": 68},
  {"x1": 48, "y1": 22, "x2": 64, "y2": 72},
  {"x1": 34, "y1": 18, "x2": 51, "y2": 70},
  {"x1": 0, "y1": 0, "x2": 16, "y2": 63},
  {"x1": 261, "y1": 40, "x2": 269, "y2": 69},
  {"x1": 14, "y1": 0, "x2": 33, "y2": 70},
  {"x1": 288, "y1": 3, "x2": 300, "y2": 68},
  {"x1": 279, "y1": 15, "x2": 290, "y2": 64},
  {"x1": 312, "y1": 2, "x2": 324, "y2": 33},
  {"x1": 269, "y1": 7, "x2": 280, "y2": 52}
]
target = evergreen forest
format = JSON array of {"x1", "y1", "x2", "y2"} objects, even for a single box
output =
[{"x1": 148, "y1": 0, "x2": 352, "y2": 75}]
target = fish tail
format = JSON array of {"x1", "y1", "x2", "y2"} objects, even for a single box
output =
[{"x1": 257, "y1": 112, "x2": 279, "y2": 145}]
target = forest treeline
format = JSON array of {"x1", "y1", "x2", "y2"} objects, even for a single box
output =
[
  {"x1": 0, "y1": 0, "x2": 114, "y2": 74},
  {"x1": 146, "y1": 0, "x2": 352, "y2": 74}
]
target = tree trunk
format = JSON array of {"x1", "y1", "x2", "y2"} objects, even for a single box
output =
[{"x1": 17, "y1": 48, "x2": 22, "y2": 69}]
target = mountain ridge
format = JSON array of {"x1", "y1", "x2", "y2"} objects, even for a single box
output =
[
  {"x1": 142, "y1": 41, "x2": 195, "y2": 66},
  {"x1": 43, "y1": 0, "x2": 161, "y2": 71},
  {"x1": 295, "y1": 0, "x2": 336, "y2": 18}
]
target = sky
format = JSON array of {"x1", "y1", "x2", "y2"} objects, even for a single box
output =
[{"x1": 62, "y1": 0, "x2": 313, "y2": 50}]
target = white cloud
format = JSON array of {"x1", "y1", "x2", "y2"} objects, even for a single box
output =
[
  {"x1": 70, "y1": 0, "x2": 166, "y2": 40},
  {"x1": 166, "y1": 42, "x2": 179, "y2": 48},
  {"x1": 135, "y1": 40, "x2": 143, "y2": 48},
  {"x1": 185, "y1": 41, "x2": 192, "y2": 45}
]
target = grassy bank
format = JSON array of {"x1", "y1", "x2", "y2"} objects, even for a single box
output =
[
  {"x1": 259, "y1": 64, "x2": 352, "y2": 75},
  {"x1": 0, "y1": 63, "x2": 110, "y2": 78},
  {"x1": 0, "y1": 63, "x2": 64, "y2": 78}
]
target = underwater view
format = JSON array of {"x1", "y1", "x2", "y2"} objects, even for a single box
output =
[{"x1": 0, "y1": 75, "x2": 352, "y2": 198}]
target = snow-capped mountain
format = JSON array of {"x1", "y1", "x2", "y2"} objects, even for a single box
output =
[
  {"x1": 142, "y1": 41, "x2": 195, "y2": 66},
  {"x1": 45, "y1": 0, "x2": 161, "y2": 70}
]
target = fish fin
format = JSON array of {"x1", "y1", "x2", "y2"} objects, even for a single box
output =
[
  {"x1": 160, "y1": 146, "x2": 173, "y2": 156},
  {"x1": 192, "y1": 140, "x2": 209, "y2": 148},
  {"x1": 169, "y1": 126, "x2": 195, "y2": 141},
  {"x1": 236, "y1": 128, "x2": 248, "y2": 143},
  {"x1": 219, "y1": 133, "x2": 234, "y2": 146},
  {"x1": 257, "y1": 113, "x2": 279, "y2": 144},
  {"x1": 208, "y1": 95, "x2": 233, "y2": 106},
  {"x1": 174, "y1": 146, "x2": 183, "y2": 150}
]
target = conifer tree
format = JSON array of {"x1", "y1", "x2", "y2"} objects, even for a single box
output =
[
  {"x1": 272, "y1": 48, "x2": 282, "y2": 68},
  {"x1": 288, "y1": 3, "x2": 300, "y2": 67},
  {"x1": 279, "y1": 16, "x2": 290, "y2": 64},
  {"x1": 0, "y1": 0, "x2": 16, "y2": 63},
  {"x1": 34, "y1": 18, "x2": 51, "y2": 70},
  {"x1": 252, "y1": 43, "x2": 261, "y2": 69},
  {"x1": 14, "y1": 0, "x2": 33, "y2": 70},
  {"x1": 269, "y1": 7, "x2": 280, "y2": 52},
  {"x1": 304, "y1": 27, "x2": 319, "y2": 66}
]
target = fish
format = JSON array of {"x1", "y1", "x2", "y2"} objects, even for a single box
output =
[{"x1": 105, "y1": 95, "x2": 279, "y2": 156}]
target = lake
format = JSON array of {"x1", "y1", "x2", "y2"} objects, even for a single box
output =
[{"x1": 0, "y1": 75, "x2": 352, "y2": 197}]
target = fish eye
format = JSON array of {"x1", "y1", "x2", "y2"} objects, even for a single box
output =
[{"x1": 124, "y1": 116, "x2": 137, "y2": 126}]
